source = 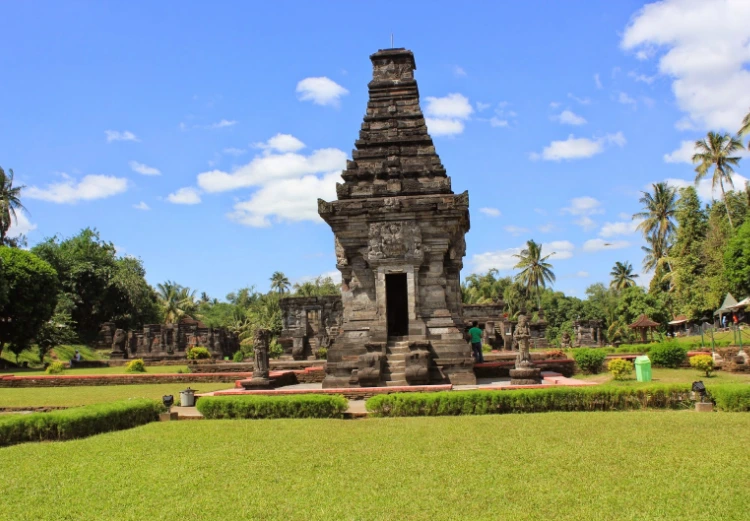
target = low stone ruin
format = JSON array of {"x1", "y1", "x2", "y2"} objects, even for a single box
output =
[
  {"x1": 462, "y1": 304, "x2": 550, "y2": 350},
  {"x1": 279, "y1": 296, "x2": 342, "y2": 360},
  {"x1": 100, "y1": 318, "x2": 239, "y2": 360},
  {"x1": 574, "y1": 319, "x2": 603, "y2": 347}
]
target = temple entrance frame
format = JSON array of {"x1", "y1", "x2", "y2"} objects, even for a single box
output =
[
  {"x1": 374, "y1": 264, "x2": 423, "y2": 340},
  {"x1": 385, "y1": 273, "x2": 409, "y2": 337}
]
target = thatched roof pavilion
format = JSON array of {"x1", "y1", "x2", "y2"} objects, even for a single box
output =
[{"x1": 629, "y1": 314, "x2": 660, "y2": 343}]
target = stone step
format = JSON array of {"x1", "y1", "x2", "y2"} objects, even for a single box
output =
[
  {"x1": 383, "y1": 379, "x2": 408, "y2": 387},
  {"x1": 387, "y1": 348, "x2": 410, "y2": 355}
]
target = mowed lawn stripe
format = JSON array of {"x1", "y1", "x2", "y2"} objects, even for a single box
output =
[{"x1": 1, "y1": 412, "x2": 748, "y2": 521}]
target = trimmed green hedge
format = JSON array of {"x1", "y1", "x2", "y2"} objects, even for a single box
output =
[
  {"x1": 365, "y1": 384, "x2": 750, "y2": 417},
  {"x1": 196, "y1": 394, "x2": 348, "y2": 419},
  {"x1": 0, "y1": 399, "x2": 163, "y2": 447}
]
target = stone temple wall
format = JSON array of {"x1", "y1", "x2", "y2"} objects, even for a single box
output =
[{"x1": 279, "y1": 296, "x2": 342, "y2": 360}]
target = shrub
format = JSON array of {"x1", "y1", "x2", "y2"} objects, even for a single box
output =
[
  {"x1": 689, "y1": 354, "x2": 714, "y2": 377},
  {"x1": 710, "y1": 385, "x2": 750, "y2": 411},
  {"x1": 608, "y1": 358, "x2": 634, "y2": 380},
  {"x1": 269, "y1": 340, "x2": 283, "y2": 359},
  {"x1": 572, "y1": 348, "x2": 607, "y2": 374},
  {"x1": 482, "y1": 344, "x2": 492, "y2": 354},
  {"x1": 315, "y1": 347, "x2": 328, "y2": 360},
  {"x1": 196, "y1": 394, "x2": 348, "y2": 419},
  {"x1": 125, "y1": 359, "x2": 146, "y2": 373},
  {"x1": 649, "y1": 343, "x2": 688, "y2": 368},
  {"x1": 365, "y1": 385, "x2": 695, "y2": 417},
  {"x1": 0, "y1": 399, "x2": 163, "y2": 447},
  {"x1": 187, "y1": 347, "x2": 211, "y2": 360},
  {"x1": 45, "y1": 361, "x2": 66, "y2": 375},
  {"x1": 232, "y1": 350, "x2": 244, "y2": 363}
]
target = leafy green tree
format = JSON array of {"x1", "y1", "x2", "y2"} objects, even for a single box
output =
[
  {"x1": 0, "y1": 247, "x2": 59, "y2": 360},
  {"x1": 693, "y1": 131, "x2": 744, "y2": 229},
  {"x1": 609, "y1": 261, "x2": 639, "y2": 291},
  {"x1": 35, "y1": 312, "x2": 77, "y2": 363},
  {"x1": 461, "y1": 270, "x2": 511, "y2": 304},
  {"x1": 0, "y1": 167, "x2": 27, "y2": 247},
  {"x1": 270, "y1": 271, "x2": 291, "y2": 295},
  {"x1": 31, "y1": 228, "x2": 159, "y2": 343},
  {"x1": 613, "y1": 286, "x2": 670, "y2": 327},
  {"x1": 292, "y1": 276, "x2": 339, "y2": 297},
  {"x1": 512, "y1": 239, "x2": 556, "y2": 307},
  {"x1": 724, "y1": 217, "x2": 750, "y2": 297}
]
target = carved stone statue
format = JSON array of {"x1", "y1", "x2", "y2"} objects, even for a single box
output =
[
  {"x1": 560, "y1": 331, "x2": 572, "y2": 349},
  {"x1": 334, "y1": 237, "x2": 348, "y2": 266},
  {"x1": 357, "y1": 343, "x2": 384, "y2": 387},
  {"x1": 509, "y1": 314, "x2": 541, "y2": 385},
  {"x1": 110, "y1": 329, "x2": 127, "y2": 359},
  {"x1": 404, "y1": 349, "x2": 431, "y2": 385},
  {"x1": 240, "y1": 328, "x2": 272, "y2": 390}
]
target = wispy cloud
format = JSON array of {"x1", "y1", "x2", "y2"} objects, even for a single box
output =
[
  {"x1": 167, "y1": 187, "x2": 202, "y2": 205},
  {"x1": 27, "y1": 174, "x2": 128, "y2": 204},
  {"x1": 296, "y1": 77, "x2": 349, "y2": 107},
  {"x1": 530, "y1": 133, "x2": 625, "y2": 161},
  {"x1": 105, "y1": 130, "x2": 139, "y2": 143},
  {"x1": 129, "y1": 161, "x2": 161, "y2": 176}
]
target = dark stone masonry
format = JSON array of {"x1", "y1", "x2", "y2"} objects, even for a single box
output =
[{"x1": 318, "y1": 48, "x2": 475, "y2": 388}]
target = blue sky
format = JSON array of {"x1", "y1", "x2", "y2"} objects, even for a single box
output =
[{"x1": 3, "y1": 0, "x2": 750, "y2": 299}]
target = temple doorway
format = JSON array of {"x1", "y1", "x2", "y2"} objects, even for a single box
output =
[{"x1": 386, "y1": 273, "x2": 409, "y2": 337}]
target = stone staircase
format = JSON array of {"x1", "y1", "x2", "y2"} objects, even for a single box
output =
[{"x1": 381, "y1": 338, "x2": 410, "y2": 386}]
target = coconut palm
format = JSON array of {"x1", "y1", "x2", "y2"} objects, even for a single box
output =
[
  {"x1": 0, "y1": 167, "x2": 27, "y2": 246},
  {"x1": 512, "y1": 239, "x2": 556, "y2": 307},
  {"x1": 156, "y1": 281, "x2": 197, "y2": 324},
  {"x1": 270, "y1": 271, "x2": 291, "y2": 295},
  {"x1": 633, "y1": 182, "x2": 677, "y2": 247},
  {"x1": 693, "y1": 131, "x2": 744, "y2": 229},
  {"x1": 641, "y1": 233, "x2": 670, "y2": 273},
  {"x1": 609, "y1": 261, "x2": 639, "y2": 291},
  {"x1": 739, "y1": 109, "x2": 750, "y2": 148}
]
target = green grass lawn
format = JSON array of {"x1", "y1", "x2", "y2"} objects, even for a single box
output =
[
  {"x1": 0, "y1": 364, "x2": 191, "y2": 376},
  {"x1": 577, "y1": 367, "x2": 750, "y2": 386},
  {"x1": 1, "y1": 412, "x2": 748, "y2": 520},
  {"x1": 0, "y1": 383, "x2": 234, "y2": 408}
]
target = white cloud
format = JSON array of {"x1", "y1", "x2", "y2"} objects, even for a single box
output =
[
  {"x1": 228, "y1": 172, "x2": 339, "y2": 227},
  {"x1": 618, "y1": 92, "x2": 637, "y2": 106},
  {"x1": 544, "y1": 240, "x2": 575, "y2": 259},
  {"x1": 663, "y1": 140, "x2": 695, "y2": 163},
  {"x1": 594, "y1": 73, "x2": 603, "y2": 89},
  {"x1": 600, "y1": 220, "x2": 640, "y2": 237},
  {"x1": 133, "y1": 201, "x2": 150, "y2": 211},
  {"x1": 197, "y1": 143, "x2": 346, "y2": 193},
  {"x1": 223, "y1": 147, "x2": 246, "y2": 156},
  {"x1": 504, "y1": 225, "x2": 529, "y2": 236},
  {"x1": 629, "y1": 71, "x2": 656, "y2": 84},
  {"x1": 621, "y1": 0, "x2": 750, "y2": 130},
  {"x1": 554, "y1": 110, "x2": 587, "y2": 125},
  {"x1": 6, "y1": 211, "x2": 36, "y2": 238},
  {"x1": 568, "y1": 93, "x2": 591, "y2": 105},
  {"x1": 129, "y1": 161, "x2": 161, "y2": 176},
  {"x1": 476, "y1": 102, "x2": 491, "y2": 111},
  {"x1": 564, "y1": 196, "x2": 604, "y2": 216},
  {"x1": 665, "y1": 172, "x2": 750, "y2": 201},
  {"x1": 207, "y1": 119, "x2": 237, "y2": 129},
  {"x1": 471, "y1": 247, "x2": 522, "y2": 273},
  {"x1": 549, "y1": 101, "x2": 561, "y2": 108},
  {"x1": 574, "y1": 216, "x2": 598, "y2": 232},
  {"x1": 296, "y1": 77, "x2": 349, "y2": 107},
  {"x1": 489, "y1": 117, "x2": 509, "y2": 128},
  {"x1": 531, "y1": 132, "x2": 625, "y2": 161},
  {"x1": 253, "y1": 133, "x2": 306, "y2": 153},
  {"x1": 424, "y1": 93, "x2": 473, "y2": 136},
  {"x1": 574, "y1": 271, "x2": 589, "y2": 278},
  {"x1": 105, "y1": 130, "x2": 139, "y2": 143},
  {"x1": 26, "y1": 174, "x2": 128, "y2": 204},
  {"x1": 583, "y1": 239, "x2": 631, "y2": 252},
  {"x1": 453, "y1": 66, "x2": 467, "y2": 77},
  {"x1": 479, "y1": 207, "x2": 501, "y2": 217},
  {"x1": 538, "y1": 223, "x2": 556, "y2": 233},
  {"x1": 167, "y1": 187, "x2": 201, "y2": 205}
]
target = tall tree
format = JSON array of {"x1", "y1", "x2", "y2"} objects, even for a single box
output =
[
  {"x1": 633, "y1": 182, "x2": 677, "y2": 247},
  {"x1": 270, "y1": 271, "x2": 291, "y2": 295},
  {"x1": 609, "y1": 261, "x2": 639, "y2": 291},
  {"x1": 512, "y1": 239, "x2": 556, "y2": 307},
  {"x1": 739, "y1": 108, "x2": 750, "y2": 148},
  {"x1": 641, "y1": 233, "x2": 668, "y2": 274},
  {"x1": 0, "y1": 167, "x2": 27, "y2": 247},
  {"x1": 156, "y1": 281, "x2": 197, "y2": 324},
  {"x1": 693, "y1": 131, "x2": 744, "y2": 229}
]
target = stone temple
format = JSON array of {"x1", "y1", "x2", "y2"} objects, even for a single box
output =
[{"x1": 318, "y1": 48, "x2": 475, "y2": 388}]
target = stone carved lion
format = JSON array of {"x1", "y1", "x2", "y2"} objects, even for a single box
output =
[{"x1": 112, "y1": 329, "x2": 126, "y2": 353}]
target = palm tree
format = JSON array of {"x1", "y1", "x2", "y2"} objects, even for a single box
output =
[
  {"x1": 693, "y1": 131, "x2": 744, "y2": 229},
  {"x1": 641, "y1": 233, "x2": 669, "y2": 273},
  {"x1": 739, "y1": 109, "x2": 750, "y2": 148},
  {"x1": 512, "y1": 239, "x2": 556, "y2": 307},
  {"x1": 0, "y1": 167, "x2": 27, "y2": 246},
  {"x1": 633, "y1": 182, "x2": 677, "y2": 245},
  {"x1": 609, "y1": 261, "x2": 639, "y2": 291},
  {"x1": 156, "y1": 281, "x2": 197, "y2": 323},
  {"x1": 270, "y1": 271, "x2": 291, "y2": 295}
]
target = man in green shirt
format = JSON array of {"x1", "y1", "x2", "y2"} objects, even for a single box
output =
[{"x1": 468, "y1": 321, "x2": 484, "y2": 363}]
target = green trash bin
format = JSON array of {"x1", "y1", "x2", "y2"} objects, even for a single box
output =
[{"x1": 635, "y1": 355, "x2": 652, "y2": 382}]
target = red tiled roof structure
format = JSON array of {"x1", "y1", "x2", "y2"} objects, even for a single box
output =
[{"x1": 628, "y1": 314, "x2": 659, "y2": 343}]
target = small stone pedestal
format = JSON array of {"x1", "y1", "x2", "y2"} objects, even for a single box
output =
[
  {"x1": 159, "y1": 412, "x2": 178, "y2": 421},
  {"x1": 695, "y1": 402, "x2": 713, "y2": 412},
  {"x1": 239, "y1": 377, "x2": 272, "y2": 390},
  {"x1": 510, "y1": 366, "x2": 542, "y2": 386}
]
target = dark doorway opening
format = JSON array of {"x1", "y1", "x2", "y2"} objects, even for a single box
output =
[{"x1": 386, "y1": 273, "x2": 409, "y2": 337}]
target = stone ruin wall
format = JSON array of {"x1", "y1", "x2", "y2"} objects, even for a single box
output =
[
  {"x1": 97, "y1": 319, "x2": 239, "y2": 360},
  {"x1": 279, "y1": 296, "x2": 343, "y2": 360},
  {"x1": 462, "y1": 304, "x2": 550, "y2": 350}
]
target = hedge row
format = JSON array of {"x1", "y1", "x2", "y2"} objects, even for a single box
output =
[
  {"x1": 365, "y1": 384, "x2": 750, "y2": 417},
  {"x1": 0, "y1": 399, "x2": 163, "y2": 448},
  {"x1": 195, "y1": 394, "x2": 348, "y2": 419}
]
